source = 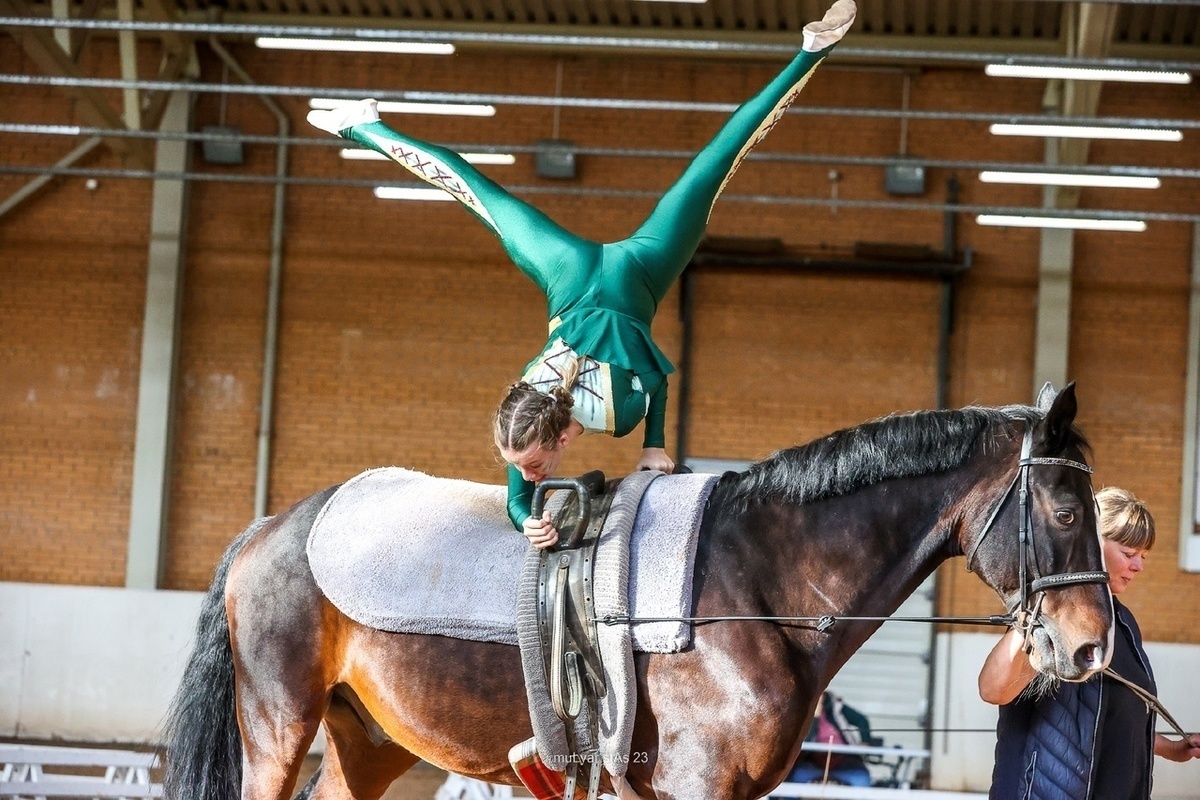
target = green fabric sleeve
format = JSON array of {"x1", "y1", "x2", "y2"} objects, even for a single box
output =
[
  {"x1": 507, "y1": 463, "x2": 534, "y2": 531},
  {"x1": 642, "y1": 376, "x2": 668, "y2": 449}
]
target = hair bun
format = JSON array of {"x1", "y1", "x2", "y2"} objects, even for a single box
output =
[{"x1": 548, "y1": 384, "x2": 575, "y2": 409}]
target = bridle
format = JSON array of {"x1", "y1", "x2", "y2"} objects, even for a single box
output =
[{"x1": 964, "y1": 426, "x2": 1110, "y2": 648}]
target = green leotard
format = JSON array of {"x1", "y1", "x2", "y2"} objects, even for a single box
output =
[{"x1": 336, "y1": 39, "x2": 837, "y2": 530}]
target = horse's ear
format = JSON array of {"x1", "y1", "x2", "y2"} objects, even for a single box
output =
[
  {"x1": 1038, "y1": 382, "x2": 1078, "y2": 452},
  {"x1": 1035, "y1": 382, "x2": 1057, "y2": 413}
]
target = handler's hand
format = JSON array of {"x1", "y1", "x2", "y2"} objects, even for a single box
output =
[
  {"x1": 636, "y1": 447, "x2": 674, "y2": 474},
  {"x1": 522, "y1": 510, "x2": 559, "y2": 550},
  {"x1": 1156, "y1": 733, "x2": 1200, "y2": 763}
]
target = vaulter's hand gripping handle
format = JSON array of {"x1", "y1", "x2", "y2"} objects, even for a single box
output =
[{"x1": 530, "y1": 478, "x2": 593, "y2": 550}]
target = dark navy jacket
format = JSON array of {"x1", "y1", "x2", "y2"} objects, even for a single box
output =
[{"x1": 990, "y1": 600, "x2": 1155, "y2": 800}]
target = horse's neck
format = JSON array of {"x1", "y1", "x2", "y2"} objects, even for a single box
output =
[
  {"x1": 789, "y1": 477, "x2": 955, "y2": 613},
  {"x1": 702, "y1": 461, "x2": 995, "y2": 671}
]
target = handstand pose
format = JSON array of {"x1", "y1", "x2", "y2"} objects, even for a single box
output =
[{"x1": 309, "y1": 0, "x2": 856, "y2": 550}]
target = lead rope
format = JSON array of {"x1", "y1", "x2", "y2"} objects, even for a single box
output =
[{"x1": 1103, "y1": 668, "x2": 1192, "y2": 740}]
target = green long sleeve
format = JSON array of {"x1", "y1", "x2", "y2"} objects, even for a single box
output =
[
  {"x1": 642, "y1": 376, "x2": 668, "y2": 450},
  {"x1": 507, "y1": 463, "x2": 535, "y2": 531}
]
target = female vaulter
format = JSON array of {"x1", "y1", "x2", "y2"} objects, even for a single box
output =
[{"x1": 309, "y1": 2, "x2": 856, "y2": 549}]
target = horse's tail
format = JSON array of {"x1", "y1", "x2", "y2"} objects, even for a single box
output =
[{"x1": 162, "y1": 517, "x2": 268, "y2": 800}]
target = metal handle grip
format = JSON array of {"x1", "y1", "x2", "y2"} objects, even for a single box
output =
[{"x1": 530, "y1": 478, "x2": 592, "y2": 549}]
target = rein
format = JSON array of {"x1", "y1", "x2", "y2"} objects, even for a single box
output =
[{"x1": 1104, "y1": 668, "x2": 1193, "y2": 740}]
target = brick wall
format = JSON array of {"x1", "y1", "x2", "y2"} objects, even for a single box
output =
[{"x1": 1, "y1": 38, "x2": 1197, "y2": 642}]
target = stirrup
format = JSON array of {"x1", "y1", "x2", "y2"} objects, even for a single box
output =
[{"x1": 509, "y1": 739, "x2": 583, "y2": 800}]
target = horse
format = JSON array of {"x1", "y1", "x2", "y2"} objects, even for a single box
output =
[{"x1": 163, "y1": 383, "x2": 1113, "y2": 800}]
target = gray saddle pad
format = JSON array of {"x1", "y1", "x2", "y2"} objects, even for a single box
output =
[
  {"x1": 306, "y1": 467, "x2": 718, "y2": 653},
  {"x1": 307, "y1": 468, "x2": 526, "y2": 643}
]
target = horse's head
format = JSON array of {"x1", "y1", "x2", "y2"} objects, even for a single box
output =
[{"x1": 969, "y1": 383, "x2": 1114, "y2": 683}]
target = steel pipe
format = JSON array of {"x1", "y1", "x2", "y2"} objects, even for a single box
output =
[
  {"x1": 5, "y1": 121, "x2": 1197, "y2": 178},
  {"x1": 1, "y1": 15, "x2": 1198, "y2": 71},
  {"x1": 206, "y1": 36, "x2": 290, "y2": 521},
  {"x1": 1, "y1": 163, "x2": 1195, "y2": 223},
  {"x1": 1, "y1": 73, "x2": 1197, "y2": 130}
]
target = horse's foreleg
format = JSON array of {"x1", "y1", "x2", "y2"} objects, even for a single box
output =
[
  {"x1": 307, "y1": 693, "x2": 420, "y2": 800},
  {"x1": 627, "y1": 635, "x2": 808, "y2": 800}
]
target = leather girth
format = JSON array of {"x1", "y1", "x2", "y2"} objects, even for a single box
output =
[{"x1": 536, "y1": 470, "x2": 610, "y2": 800}]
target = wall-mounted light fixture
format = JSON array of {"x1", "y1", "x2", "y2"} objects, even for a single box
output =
[
  {"x1": 256, "y1": 37, "x2": 455, "y2": 55},
  {"x1": 989, "y1": 123, "x2": 1182, "y2": 142},
  {"x1": 341, "y1": 148, "x2": 515, "y2": 165},
  {"x1": 976, "y1": 214, "x2": 1146, "y2": 232},
  {"x1": 374, "y1": 186, "x2": 456, "y2": 201},
  {"x1": 985, "y1": 64, "x2": 1192, "y2": 84},
  {"x1": 309, "y1": 97, "x2": 496, "y2": 117},
  {"x1": 978, "y1": 171, "x2": 1161, "y2": 189}
]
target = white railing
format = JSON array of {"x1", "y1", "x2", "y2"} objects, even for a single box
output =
[
  {"x1": 0, "y1": 745, "x2": 162, "y2": 799},
  {"x1": 769, "y1": 786, "x2": 986, "y2": 799},
  {"x1": 768, "y1": 742, "x2": 986, "y2": 799},
  {"x1": 800, "y1": 741, "x2": 930, "y2": 789}
]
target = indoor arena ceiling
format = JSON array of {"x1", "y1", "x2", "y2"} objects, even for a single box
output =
[
  {"x1": 7, "y1": 0, "x2": 1200, "y2": 64},
  {"x1": 2, "y1": 0, "x2": 1199, "y2": 223}
]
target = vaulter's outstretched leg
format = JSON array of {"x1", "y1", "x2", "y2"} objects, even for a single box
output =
[
  {"x1": 617, "y1": 0, "x2": 857, "y2": 303},
  {"x1": 307, "y1": 101, "x2": 599, "y2": 295}
]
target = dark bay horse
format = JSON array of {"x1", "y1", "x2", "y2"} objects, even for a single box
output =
[{"x1": 164, "y1": 384, "x2": 1113, "y2": 800}]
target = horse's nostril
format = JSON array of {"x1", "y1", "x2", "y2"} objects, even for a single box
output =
[{"x1": 1075, "y1": 642, "x2": 1104, "y2": 672}]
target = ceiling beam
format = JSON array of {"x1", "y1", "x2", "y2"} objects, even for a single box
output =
[
  {"x1": 0, "y1": 0, "x2": 152, "y2": 168},
  {"x1": 1055, "y1": 2, "x2": 1119, "y2": 209},
  {"x1": 138, "y1": 0, "x2": 199, "y2": 131},
  {"x1": 69, "y1": 0, "x2": 106, "y2": 61}
]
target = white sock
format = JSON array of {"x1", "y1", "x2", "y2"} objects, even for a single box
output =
[
  {"x1": 803, "y1": 0, "x2": 856, "y2": 52},
  {"x1": 306, "y1": 98, "x2": 381, "y2": 136}
]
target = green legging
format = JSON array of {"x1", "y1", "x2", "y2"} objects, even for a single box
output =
[{"x1": 340, "y1": 42, "x2": 833, "y2": 329}]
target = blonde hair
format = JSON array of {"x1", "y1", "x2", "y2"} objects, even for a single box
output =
[
  {"x1": 492, "y1": 355, "x2": 582, "y2": 453},
  {"x1": 1096, "y1": 486, "x2": 1155, "y2": 550}
]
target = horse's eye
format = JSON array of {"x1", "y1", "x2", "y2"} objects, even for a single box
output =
[{"x1": 1055, "y1": 509, "x2": 1076, "y2": 526}]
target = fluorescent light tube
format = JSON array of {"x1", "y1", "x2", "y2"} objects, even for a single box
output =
[
  {"x1": 374, "y1": 186, "x2": 457, "y2": 201},
  {"x1": 978, "y1": 171, "x2": 1161, "y2": 189},
  {"x1": 341, "y1": 148, "x2": 515, "y2": 165},
  {"x1": 457, "y1": 153, "x2": 517, "y2": 165},
  {"x1": 256, "y1": 37, "x2": 454, "y2": 55},
  {"x1": 985, "y1": 64, "x2": 1191, "y2": 84},
  {"x1": 989, "y1": 123, "x2": 1182, "y2": 142},
  {"x1": 976, "y1": 214, "x2": 1146, "y2": 232},
  {"x1": 310, "y1": 98, "x2": 495, "y2": 117},
  {"x1": 339, "y1": 148, "x2": 388, "y2": 160}
]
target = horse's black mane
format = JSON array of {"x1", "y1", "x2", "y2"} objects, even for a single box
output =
[{"x1": 727, "y1": 404, "x2": 1065, "y2": 509}]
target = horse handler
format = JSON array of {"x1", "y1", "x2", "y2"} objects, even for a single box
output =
[
  {"x1": 309, "y1": 0, "x2": 857, "y2": 564},
  {"x1": 980, "y1": 487, "x2": 1200, "y2": 800}
]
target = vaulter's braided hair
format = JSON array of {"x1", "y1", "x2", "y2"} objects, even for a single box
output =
[{"x1": 493, "y1": 355, "x2": 583, "y2": 453}]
